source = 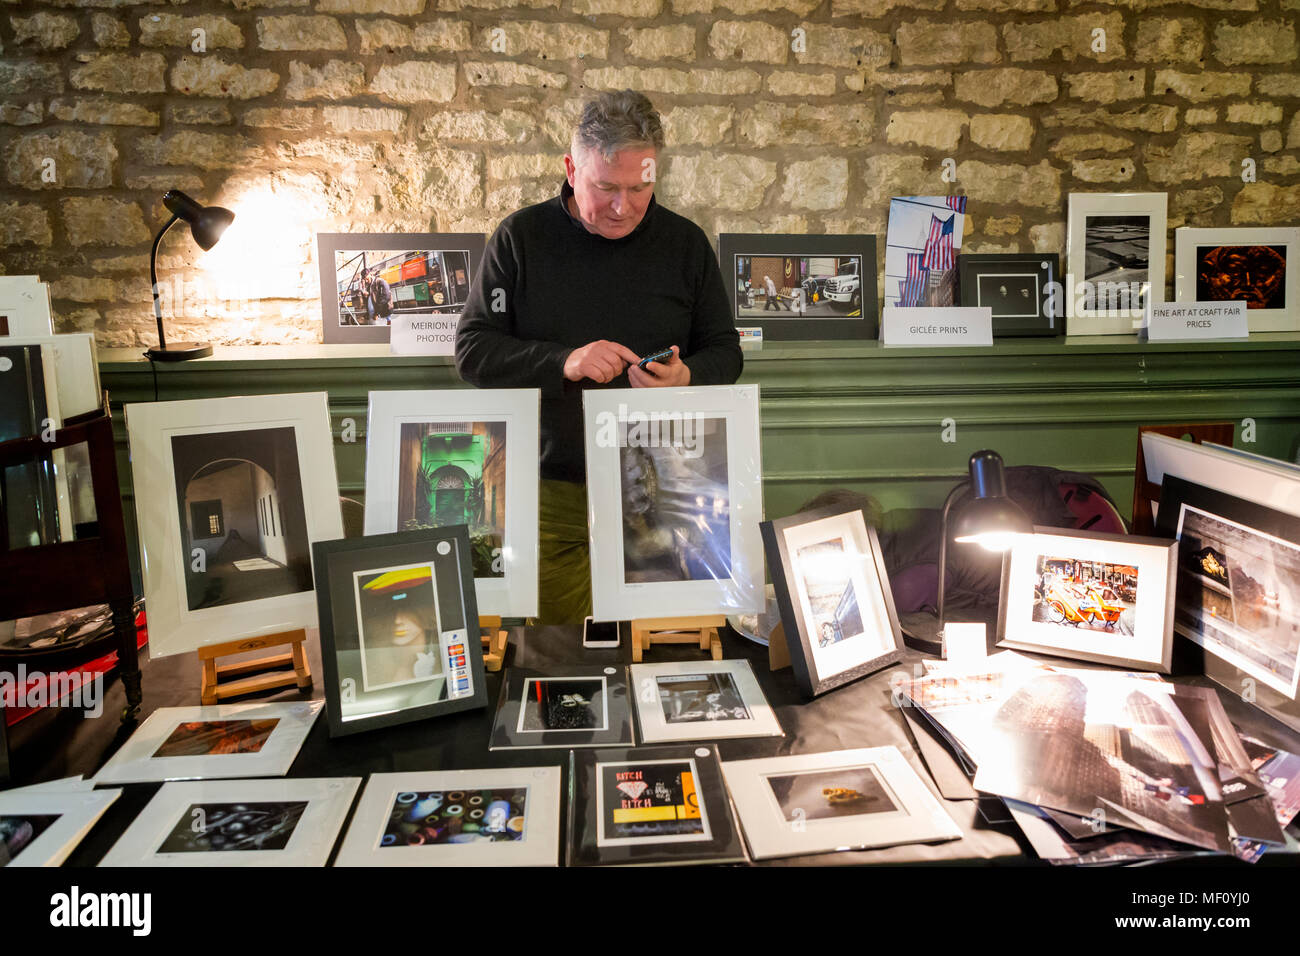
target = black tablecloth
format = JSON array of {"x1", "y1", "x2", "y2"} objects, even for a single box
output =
[{"x1": 8, "y1": 624, "x2": 1299, "y2": 867}]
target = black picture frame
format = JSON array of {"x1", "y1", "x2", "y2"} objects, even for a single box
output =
[
  {"x1": 312, "y1": 526, "x2": 488, "y2": 737},
  {"x1": 488, "y1": 665, "x2": 634, "y2": 750},
  {"x1": 1155, "y1": 474, "x2": 1300, "y2": 733},
  {"x1": 566, "y1": 744, "x2": 746, "y2": 867},
  {"x1": 717, "y1": 233, "x2": 878, "y2": 341},
  {"x1": 760, "y1": 506, "x2": 903, "y2": 698},
  {"x1": 956, "y1": 252, "x2": 1061, "y2": 337},
  {"x1": 316, "y1": 232, "x2": 486, "y2": 344}
]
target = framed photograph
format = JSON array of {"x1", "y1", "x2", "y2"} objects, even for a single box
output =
[
  {"x1": 0, "y1": 276, "x2": 54, "y2": 338},
  {"x1": 956, "y1": 253, "x2": 1061, "y2": 336},
  {"x1": 97, "y1": 777, "x2": 359, "y2": 867},
  {"x1": 995, "y1": 526, "x2": 1177, "y2": 672},
  {"x1": 884, "y1": 196, "x2": 968, "y2": 308},
  {"x1": 629, "y1": 659, "x2": 782, "y2": 743},
  {"x1": 721, "y1": 746, "x2": 961, "y2": 861},
  {"x1": 761, "y1": 506, "x2": 904, "y2": 697},
  {"x1": 1157, "y1": 474, "x2": 1300, "y2": 700},
  {"x1": 1, "y1": 339, "x2": 73, "y2": 550},
  {"x1": 3, "y1": 333, "x2": 100, "y2": 422},
  {"x1": 92, "y1": 701, "x2": 323, "y2": 784},
  {"x1": 567, "y1": 744, "x2": 746, "y2": 866},
  {"x1": 1066, "y1": 192, "x2": 1167, "y2": 334},
  {"x1": 124, "y1": 392, "x2": 342, "y2": 658},
  {"x1": 1174, "y1": 226, "x2": 1300, "y2": 332},
  {"x1": 489, "y1": 665, "x2": 634, "y2": 750},
  {"x1": 0, "y1": 788, "x2": 120, "y2": 867},
  {"x1": 363, "y1": 388, "x2": 539, "y2": 618},
  {"x1": 312, "y1": 526, "x2": 488, "y2": 737},
  {"x1": 316, "y1": 232, "x2": 485, "y2": 344},
  {"x1": 716, "y1": 233, "x2": 878, "y2": 340},
  {"x1": 582, "y1": 385, "x2": 764, "y2": 622},
  {"x1": 333, "y1": 767, "x2": 562, "y2": 867}
]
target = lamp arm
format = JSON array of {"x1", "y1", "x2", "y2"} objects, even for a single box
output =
[
  {"x1": 936, "y1": 478, "x2": 971, "y2": 625},
  {"x1": 150, "y1": 213, "x2": 181, "y2": 352}
]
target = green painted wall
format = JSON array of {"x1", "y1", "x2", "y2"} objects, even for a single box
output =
[{"x1": 100, "y1": 334, "x2": 1300, "y2": 584}]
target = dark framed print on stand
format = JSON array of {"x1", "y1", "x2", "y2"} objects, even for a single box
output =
[
  {"x1": 489, "y1": 665, "x2": 634, "y2": 750},
  {"x1": 312, "y1": 526, "x2": 488, "y2": 737},
  {"x1": 717, "y1": 233, "x2": 877, "y2": 340},
  {"x1": 316, "y1": 232, "x2": 485, "y2": 345},
  {"x1": 957, "y1": 253, "x2": 1061, "y2": 336},
  {"x1": 760, "y1": 506, "x2": 904, "y2": 698}
]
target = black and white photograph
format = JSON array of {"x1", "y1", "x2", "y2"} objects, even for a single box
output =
[
  {"x1": 1083, "y1": 214, "x2": 1150, "y2": 309},
  {"x1": 957, "y1": 253, "x2": 1061, "y2": 336},
  {"x1": 354, "y1": 564, "x2": 443, "y2": 693},
  {"x1": 1175, "y1": 505, "x2": 1300, "y2": 698},
  {"x1": 313, "y1": 527, "x2": 486, "y2": 738},
  {"x1": 98, "y1": 778, "x2": 359, "y2": 867},
  {"x1": 316, "y1": 233, "x2": 485, "y2": 344},
  {"x1": 620, "y1": 415, "x2": 731, "y2": 585},
  {"x1": 764, "y1": 765, "x2": 900, "y2": 822},
  {"x1": 716, "y1": 234, "x2": 877, "y2": 340},
  {"x1": 170, "y1": 426, "x2": 313, "y2": 613},
  {"x1": 630, "y1": 659, "x2": 782, "y2": 743},
  {"x1": 156, "y1": 801, "x2": 308, "y2": 853},
  {"x1": 884, "y1": 196, "x2": 968, "y2": 308},
  {"x1": 658, "y1": 673, "x2": 750, "y2": 724},
  {"x1": 489, "y1": 666, "x2": 634, "y2": 750},
  {"x1": 518, "y1": 677, "x2": 608, "y2": 733}
]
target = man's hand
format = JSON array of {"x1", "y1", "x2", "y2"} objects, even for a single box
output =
[
  {"x1": 629, "y1": 345, "x2": 691, "y2": 388},
  {"x1": 563, "y1": 339, "x2": 641, "y2": 383}
]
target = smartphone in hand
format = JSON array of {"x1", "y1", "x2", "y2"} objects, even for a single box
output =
[{"x1": 637, "y1": 347, "x2": 674, "y2": 371}]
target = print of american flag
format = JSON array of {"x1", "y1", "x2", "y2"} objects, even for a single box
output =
[
  {"x1": 921, "y1": 213, "x2": 956, "y2": 270},
  {"x1": 945, "y1": 196, "x2": 967, "y2": 213},
  {"x1": 902, "y1": 252, "x2": 928, "y2": 306}
]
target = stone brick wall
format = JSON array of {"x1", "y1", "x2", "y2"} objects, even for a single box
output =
[{"x1": 2, "y1": 0, "x2": 1298, "y2": 346}]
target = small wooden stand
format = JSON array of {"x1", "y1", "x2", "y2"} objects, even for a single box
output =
[
  {"x1": 198, "y1": 629, "x2": 312, "y2": 706},
  {"x1": 768, "y1": 622, "x2": 792, "y2": 672},
  {"x1": 479, "y1": 615, "x2": 508, "y2": 672},
  {"x1": 630, "y1": 615, "x2": 725, "y2": 662}
]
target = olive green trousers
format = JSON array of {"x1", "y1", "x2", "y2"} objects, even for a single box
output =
[{"x1": 538, "y1": 478, "x2": 593, "y2": 625}]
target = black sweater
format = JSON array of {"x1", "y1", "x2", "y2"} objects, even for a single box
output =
[{"x1": 455, "y1": 179, "x2": 743, "y2": 483}]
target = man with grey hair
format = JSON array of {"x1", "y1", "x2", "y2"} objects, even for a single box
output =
[{"x1": 456, "y1": 90, "x2": 742, "y2": 624}]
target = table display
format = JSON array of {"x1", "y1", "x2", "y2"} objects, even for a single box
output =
[
  {"x1": 628, "y1": 659, "x2": 782, "y2": 743},
  {"x1": 995, "y1": 526, "x2": 1177, "y2": 672},
  {"x1": 582, "y1": 384, "x2": 764, "y2": 622},
  {"x1": 98, "y1": 777, "x2": 359, "y2": 867},
  {"x1": 362, "y1": 388, "x2": 540, "y2": 618},
  {"x1": 124, "y1": 392, "x2": 343, "y2": 658},
  {"x1": 567, "y1": 744, "x2": 746, "y2": 867},
  {"x1": 312, "y1": 526, "x2": 488, "y2": 737},
  {"x1": 489, "y1": 665, "x2": 634, "y2": 750},
  {"x1": 721, "y1": 746, "x2": 961, "y2": 861},
  {"x1": 93, "y1": 702, "x2": 323, "y2": 784},
  {"x1": 334, "y1": 767, "x2": 561, "y2": 867}
]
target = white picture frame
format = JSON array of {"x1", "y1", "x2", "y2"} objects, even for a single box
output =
[
  {"x1": 0, "y1": 788, "x2": 120, "y2": 867},
  {"x1": 1174, "y1": 226, "x2": 1300, "y2": 332},
  {"x1": 1141, "y1": 433, "x2": 1300, "y2": 522},
  {"x1": 583, "y1": 385, "x2": 764, "y2": 622},
  {"x1": 334, "y1": 767, "x2": 561, "y2": 867},
  {"x1": 0, "y1": 276, "x2": 54, "y2": 338},
  {"x1": 125, "y1": 392, "x2": 343, "y2": 658},
  {"x1": 97, "y1": 777, "x2": 359, "y2": 867},
  {"x1": 996, "y1": 526, "x2": 1177, "y2": 672},
  {"x1": 3, "y1": 333, "x2": 101, "y2": 421},
  {"x1": 721, "y1": 746, "x2": 961, "y2": 860},
  {"x1": 92, "y1": 701, "x2": 323, "y2": 784},
  {"x1": 629, "y1": 659, "x2": 782, "y2": 743},
  {"x1": 1066, "y1": 192, "x2": 1167, "y2": 334},
  {"x1": 363, "y1": 388, "x2": 539, "y2": 618}
]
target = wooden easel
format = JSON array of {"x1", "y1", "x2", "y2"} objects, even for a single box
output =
[
  {"x1": 198, "y1": 628, "x2": 312, "y2": 706},
  {"x1": 768, "y1": 622, "x2": 792, "y2": 671},
  {"x1": 479, "y1": 615, "x2": 508, "y2": 672},
  {"x1": 630, "y1": 615, "x2": 725, "y2": 662}
]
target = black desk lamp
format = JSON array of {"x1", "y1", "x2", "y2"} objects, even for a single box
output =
[
  {"x1": 146, "y1": 189, "x2": 234, "y2": 362},
  {"x1": 902, "y1": 449, "x2": 1034, "y2": 654}
]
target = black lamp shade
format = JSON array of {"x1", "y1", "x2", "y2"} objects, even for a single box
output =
[
  {"x1": 162, "y1": 189, "x2": 234, "y2": 251},
  {"x1": 951, "y1": 449, "x2": 1033, "y2": 547}
]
